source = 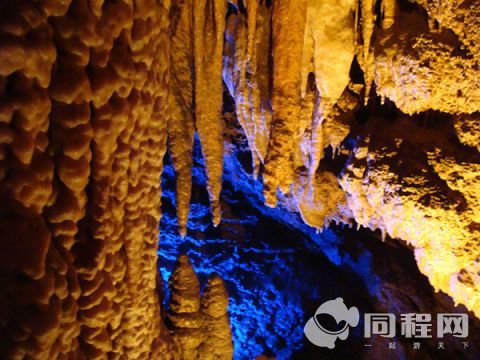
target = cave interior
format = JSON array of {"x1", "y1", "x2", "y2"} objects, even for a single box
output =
[{"x1": 0, "y1": 0, "x2": 479, "y2": 359}]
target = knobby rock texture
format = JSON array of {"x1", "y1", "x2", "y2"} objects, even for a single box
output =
[
  {"x1": 1, "y1": 0, "x2": 173, "y2": 358},
  {"x1": 0, "y1": 0, "x2": 479, "y2": 359}
]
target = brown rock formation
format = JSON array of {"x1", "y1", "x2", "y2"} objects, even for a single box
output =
[
  {"x1": 199, "y1": 274, "x2": 234, "y2": 359},
  {"x1": 167, "y1": 254, "x2": 202, "y2": 359},
  {"x1": 0, "y1": 0, "x2": 176, "y2": 358},
  {"x1": 193, "y1": 0, "x2": 227, "y2": 227},
  {"x1": 373, "y1": 9, "x2": 480, "y2": 114},
  {"x1": 167, "y1": 255, "x2": 233, "y2": 359},
  {"x1": 222, "y1": 0, "x2": 479, "y2": 318}
]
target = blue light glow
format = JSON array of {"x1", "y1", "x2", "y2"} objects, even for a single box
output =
[{"x1": 158, "y1": 140, "x2": 381, "y2": 359}]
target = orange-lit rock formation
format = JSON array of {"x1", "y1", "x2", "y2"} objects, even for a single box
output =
[
  {"x1": 0, "y1": 0, "x2": 479, "y2": 358},
  {"x1": 199, "y1": 274, "x2": 233, "y2": 359},
  {"x1": 167, "y1": 255, "x2": 233, "y2": 359},
  {"x1": 339, "y1": 114, "x2": 480, "y2": 317},
  {"x1": 0, "y1": 0, "x2": 175, "y2": 358},
  {"x1": 168, "y1": 0, "x2": 227, "y2": 235},
  {"x1": 221, "y1": 0, "x2": 479, "y2": 319},
  {"x1": 168, "y1": 254, "x2": 202, "y2": 359}
]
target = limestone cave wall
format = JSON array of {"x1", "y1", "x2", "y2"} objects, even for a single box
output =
[{"x1": 0, "y1": 0, "x2": 174, "y2": 358}]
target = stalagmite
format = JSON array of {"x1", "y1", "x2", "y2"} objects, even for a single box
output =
[
  {"x1": 199, "y1": 274, "x2": 234, "y2": 359},
  {"x1": 193, "y1": 0, "x2": 227, "y2": 226},
  {"x1": 168, "y1": 254, "x2": 202, "y2": 360},
  {"x1": 167, "y1": 255, "x2": 233, "y2": 359},
  {"x1": 168, "y1": 0, "x2": 195, "y2": 237}
]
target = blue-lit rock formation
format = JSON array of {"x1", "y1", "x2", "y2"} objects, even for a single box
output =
[{"x1": 158, "y1": 126, "x2": 480, "y2": 359}]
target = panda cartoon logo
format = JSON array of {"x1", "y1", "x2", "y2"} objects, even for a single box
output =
[{"x1": 304, "y1": 297, "x2": 360, "y2": 349}]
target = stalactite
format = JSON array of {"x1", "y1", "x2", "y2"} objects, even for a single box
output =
[
  {"x1": 381, "y1": 0, "x2": 397, "y2": 29},
  {"x1": 262, "y1": 0, "x2": 307, "y2": 207},
  {"x1": 251, "y1": 5, "x2": 273, "y2": 173},
  {"x1": 193, "y1": 0, "x2": 227, "y2": 226},
  {"x1": 168, "y1": 0, "x2": 195, "y2": 237},
  {"x1": 295, "y1": 74, "x2": 317, "y2": 172},
  {"x1": 300, "y1": 0, "x2": 357, "y2": 181},
  {"x1": 294, "y1": 170, "x2": 351, "y2": 230},
  {"x1": 224, "y1": 11, "x2": 254, "y2": 173},
  {"x1": 360, "y1": 0, "x2": 376, "y2": 104},
  {"x1": 224, "y1": 0, "x2": 356, "y2": 208},
  {"x1": 244, "y1": 0, "x2": 259, "y2": 89},
  {"x1": 308, "y1": 94, "x2": 327, "y2": 180},
  {"x1": 223, "y1": 1, "x2": 272, "y2": 179},
  {"x1": 241, "y1": 0, "x2": 261, "y2": 176},
  {"x1": 322, "y1": 83, "x2": 362, "y2": 154}
]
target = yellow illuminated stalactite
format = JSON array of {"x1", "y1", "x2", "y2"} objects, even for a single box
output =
[
  {"x1": 295, "y1": 75, "x2": 317, "y2": 173},
  {"x1": 223, "y1": 1, "x2": 272, "y2": 178},
  {"x1": 263, "y1": 0, "x2": 308, "y2": 207},
  {"x1": 304, "y1": 0, "x2": 356, "y2": 180},
  {"x1": 193, "y1": 0, "x2": 227, "y2": 226},
  {"x1": 1, "y1": 1, "x2": 480, "y2": 359},
  {"x1": 360, "y1": 0, "x2": 376, "y2": 105},
  {"x1": 168, "y1": 0, "x2": 195, "y2": 237},
  {"x1": 236, "y1": 0, "x2": 259, "y2": 173}
]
